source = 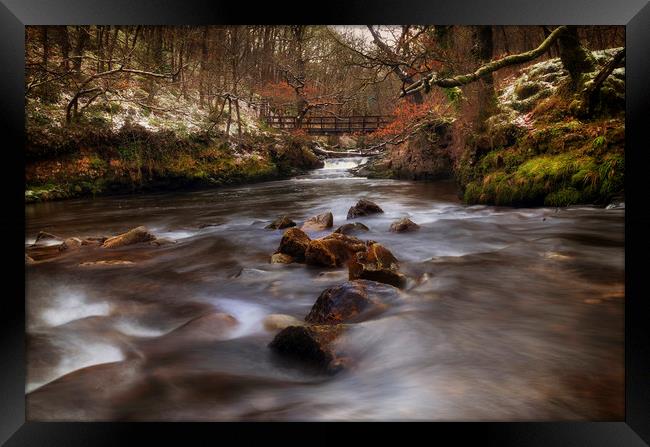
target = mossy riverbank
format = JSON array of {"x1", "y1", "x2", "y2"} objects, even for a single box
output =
[
  {"x1": 25, "y1": 123, "x2": 323, "y2": 203},
  {"x1": 356, "y1": 49, "x2": 625, "y2": 207},
  {"x1": 457, "y1": 113, "x2": 624, "y2": 207}
]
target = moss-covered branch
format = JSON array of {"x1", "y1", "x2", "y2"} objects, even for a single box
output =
[{"x1": 401, "y1": 26, "x2": 568, "y2": 97}]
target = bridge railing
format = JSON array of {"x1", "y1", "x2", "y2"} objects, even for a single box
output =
[{"x1": 263, "y1": 115, "x2": 393, "y2": 134}]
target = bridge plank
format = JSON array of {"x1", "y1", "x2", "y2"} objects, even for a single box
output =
[{"x1": 263, "y1": 114, "x2": 392, "y2": 135}]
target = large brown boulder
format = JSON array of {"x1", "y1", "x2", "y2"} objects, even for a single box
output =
[
  {"x1": 347, "y1": 199, "x2": 384, "y2": 219},
  {"x1": 305, "y1": 280, "x2": 399, "y2": 325},
  {"x1": 265, "y1": 216, "x2": 296, "y2": 230},
  {"x1": 389, "y1": 218, "x2": 420, "y2": 233},
  {"x1": 349, "y1": 242, "x2": 406, "y2": 288},
  {"x1": 304, "y1": 233, "x2": 366, "y2": 267},
  {"x1": 269, "y1": 324, "x2": 345, "y2": 373},
  {"x1": 102, "y1": 226, "x2": 156, "y2": 249},
  {"x1": 301, "y1": 212, "x2": 334, "y2": 232},
  {"x1": 275, "y1": 227, "x2": 311, "y2": 261},
  {"x1": 334, "y1": 222, "x2": 369, "y2": 235}
]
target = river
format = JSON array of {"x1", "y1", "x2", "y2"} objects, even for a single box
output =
[{"x1": 25, "y1": 157, "x2": 625, "y2": 421}]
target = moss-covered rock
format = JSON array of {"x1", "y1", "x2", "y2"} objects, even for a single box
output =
[{"x1": 457, "y1": 48, "x2": 624, "y2": 207}]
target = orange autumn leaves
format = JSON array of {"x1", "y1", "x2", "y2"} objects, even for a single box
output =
[
  {"x1": 369, "y1": 91, "x2": 452, "y2": 140},
  {"x1": 260, "y1": 81, "x2": 321, "y2": 107}
]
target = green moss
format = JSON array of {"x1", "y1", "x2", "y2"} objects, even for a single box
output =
[
  {"x1": 443, "y1": 87, "x2": 464, "y2": 109},
  {"x1": 463, "y1": 181, "x2": 483, "y2": 203},
  {"x1": 544, "y1": 187, "x2": 583, "y2": 206},
  {"x1": 592, "y1": 135, "x2": 607, "y2": 150},
  {"x1": 514, "y1": 81, "x2": 542, "y2": 100},
  {"x1": 461, "y1": 146, "x2": 623, "y2": 207}
]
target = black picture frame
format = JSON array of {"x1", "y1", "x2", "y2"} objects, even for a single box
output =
[{"x1": 2, "y1": 0, "x2": 649, "y2": 445}]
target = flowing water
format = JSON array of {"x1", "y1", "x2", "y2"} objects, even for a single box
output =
[{"x1": 25, "y1": 157, "x2": 624, "y2": 421}]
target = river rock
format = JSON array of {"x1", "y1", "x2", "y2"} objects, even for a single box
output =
[
  {"x1": 59, "y1": 237, "x2": 83, "y2": 251},
  {"x1": 305, "y1": 280, "x2": 399, "y2": 324},
  {"x1": 271, "y1": 253, "x2": 294, "y2": 264},
  {"x1": 301, "y1": 212, "x2": 334, "y2": 232},
  {"x1": 349, "y1": 242, "x2": 406, "y2": 288},
  {"x1": 304, "y1": 233, "x2": 366, "y2": 267},
  {"x1": 265, "y1": 216, "x2": 297, "y2": 230},
  {"x1": 269, "y1": 324, "x2": 345, "y2": 373},
  {"x1": 347, "y1": 199, "x2": 384, "y2": 219},
  {"x1": 275, "y1": 227, "x2": 311, "y2": 261},
  {"x1": 389, "y1": 218, "x2": 420, "y2": 233},
  {"x1": 334, "y1": 222, "x2": 369, "y2": 235},
  {"x1": 102, "y1": 226, "x2": 156, "y2": 249},
  {"x1": 263, "y1": 314, "x2": 305, "y2": 331}
]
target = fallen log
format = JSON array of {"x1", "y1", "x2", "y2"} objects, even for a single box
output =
[{"x1": 312, "y1": 146, "x2": 381, "y2": 158}]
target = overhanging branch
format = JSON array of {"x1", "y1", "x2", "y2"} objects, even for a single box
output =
[{"x1": 401, "y1": 25, "x2": 568, "y2": 97}]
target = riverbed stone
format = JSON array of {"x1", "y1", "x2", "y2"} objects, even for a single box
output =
[
  {"x1": 269, "y1": 324, "x2": 345, "y2": 373},
  {"x1": 59, "y1": 237, "x2": 83, "y2": 251},
  {"x1": 301, "y1": 212, "x2": 334, "y2": 232},
  {"x1": 276, "y1": 227, "x2": 311, "y2": 261},
  {"x1": 102, "y1": 226, "x2": 156, "y2": 249},
  {"x1": 305, "y1": 279, "x2": 398, "y2": 325},
  {"x1": 347, "y1": 199, "x2": 384, "y2": 219},
  {"x1": 389, "y1": 218, "x2": 420, "y2": 233},
  {"x1": 334, "y1": 222, "x2": 370, "y2": 235},
  {"x1": 349, "y1": 242, "x2": 406, "y2": 288},
  {"x1": 265, "y1": 216, "x2": 297, "y2": 230},
  {"x1": 304, "y1": 233, "x2": 366, "y2": 267}
]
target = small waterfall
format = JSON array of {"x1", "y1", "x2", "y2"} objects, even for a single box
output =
[{"x1": 322, "y1": 157, "x2": 368, "y2": 170}]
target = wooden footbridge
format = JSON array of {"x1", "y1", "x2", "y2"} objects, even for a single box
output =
[{"x1": 263, "y1": 114, "x2": 393, "y2": 135}]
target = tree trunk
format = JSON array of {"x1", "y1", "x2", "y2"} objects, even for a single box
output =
[
  {"x1": 199, "y1": 26, "x2": 209, "y2": 107},
  {"x1": 59, "y1": 26, "x2": 70, "y2": 71},
  {"x1": 472, "y1": 26, "x2": 496, "y2": 130},
  {"x1": 558, "y1": 25, "x2": 595, "y2": 88},
  {"x1": 107, "y1": 26, "x2": 118, "y2": 70},
  {"x1": 72, "y1": 26, "x2": 89, "y2": 77}
]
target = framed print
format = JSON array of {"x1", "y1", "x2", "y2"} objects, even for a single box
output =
[{"x1": 2, "y1": 0, "x2": 649, "y2": 444}]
